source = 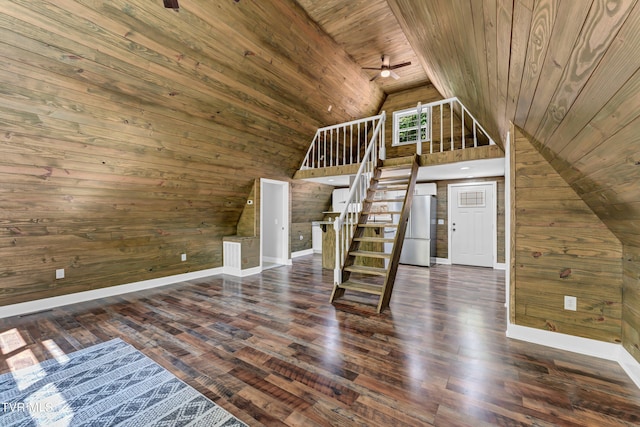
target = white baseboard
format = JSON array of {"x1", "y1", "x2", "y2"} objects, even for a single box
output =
[
  {"x1": 263, "y1": 256, "x2": 291, "y2": 265},
  {"x1": 436, "y1": 257, "x2": 451, "y2": 265},
  {"x1": 292, "y1": 249, "x2": 313, "y2": 258},
  {"x1": 494, "y1": 262, "x2": 506, "y2": 270},
  {"x1": 0, "y1": 267, "x2": 224, "y2": 319},
  {"x1": 223, "y1": 265, "x2": 262, "y2": 277},
  {"x1": 619, "y1": 347, "x2": 640, "y2": 389},
  {"x1": 507, "y1": 324, "x2": 640, "y2": 389}
]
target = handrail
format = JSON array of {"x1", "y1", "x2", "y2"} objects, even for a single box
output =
[
  {"x1": 300, "y1": 98, "x2": 495, "y2": 171},
  {"x1": 333, "y1": 112, "x2": 386, "y2": 285},
  {"x1": 297, "y1": 98, "x2": 494, "y2": 285},
  {"x1": 407, "y1": 97, "x2": 495, "y2": 154},
  {"x1": 300, "y1": 114, "x2": 386, "y2": 170}
]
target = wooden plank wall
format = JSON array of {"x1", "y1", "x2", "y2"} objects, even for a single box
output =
[
  {"x1": 435, "y1": 177, "x2": 505, "y2": 264},
  {"x1": 379, "y1": 83, "x2": 484, "y2": 159},
  {"x1": 0, "y1": 0, "x2": 383, "y2": 306},
  {"x1": 379, "y1": 83, "x2": 443, "y2": 158},
  {"x1": 290, "y1": 181, "x2": 333, "y2": 254},
  {"x1": 623, "y1": 245, "x2": 640, "y2": 361},
  {"x1": 512, "y1": 128, "x2": 623, "y2": 342}
]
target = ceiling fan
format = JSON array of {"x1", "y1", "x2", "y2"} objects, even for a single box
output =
[{"x1": 363, "y1": 55, "x2": 411, "y2": 81}]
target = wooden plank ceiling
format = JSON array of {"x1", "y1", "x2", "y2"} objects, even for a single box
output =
[
  {"x1": 0, "y1": 0, "x2": 384, "y2": 303},
  {"x1": 2, "y1": 0, "x2": 639, "y2": 302},
  {"x1": 301, "y1": 0, "x2": 640, "y2": 249},
  {"x1": 296, "y1": 0, "x2": 429, "y2": 93}
]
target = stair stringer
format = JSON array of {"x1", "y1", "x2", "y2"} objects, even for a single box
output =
[
  {"x1": 376, "y1": 155, "x2": 419, "y2": 312},
  {"x1": 329, "y1": 155, "x2": 420, "y2": 313}
]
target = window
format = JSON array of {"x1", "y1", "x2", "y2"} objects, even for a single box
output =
[
  {"x1": 458, "y1": 190, "x2": 486, "y2": 208},
  {"x1": 392, "y1": 106, "x2": 430, "y2": 146}
]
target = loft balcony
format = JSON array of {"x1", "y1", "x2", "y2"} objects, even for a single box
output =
[{"x1": 293, "y1": 97, "x2": 504, "y2": 185}]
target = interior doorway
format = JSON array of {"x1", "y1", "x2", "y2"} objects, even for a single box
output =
[
  {"x1": 260, "y1": 179, "x2": 290, "y2": 268},
  {"x1": 448, "y1": 182, "x2": 496, "y2": 267}
]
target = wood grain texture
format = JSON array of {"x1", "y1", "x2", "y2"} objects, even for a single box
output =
[
  {"x1": 623, "y1": 245, "x2": 640, "y2": 361},
  {"x1": 290, "y1": 181, "x2": 333, "y2": 253},
  {"x1": 1, "y1": 255, "x2": 638, "y2": 426},
  {"x1": 296, "y1": 0, "x2": 430, "y2": 94},
  {"x1": 513, "y1": 127, "x2": 623, "y2": 342},
  {"x1": 0, "y1": 0, "x2": 382, "y2": 305}
]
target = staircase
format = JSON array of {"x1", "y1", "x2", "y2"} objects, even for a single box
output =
[{"x1": 330, "y1": 155, "x2": 419, "y2": 313}]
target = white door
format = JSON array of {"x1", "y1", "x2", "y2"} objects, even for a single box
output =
[
  {"x1": 261, "y1": 179, "x2": 290, "y2": 266},
  {"x1": 449, "y1": 183, "x2": 495, "y2": 267}
]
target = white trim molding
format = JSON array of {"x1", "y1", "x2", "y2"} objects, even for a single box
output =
[
  {"x1": 0, "y1": 267, "x2": 224, "y2": 319},
  {"x1": 436, "y1": 257, "x2": 451, "y2": 265},
  {"x1": 292, "y1": 249, "x2": 314, "y2": 258},
  {"x1": 507, "y1": 324, "x2": 640, "y2": 389},
  {"x1": 619, "y1": 348, "x2": 640, "y2": 389},
  {"x1": 223, "y1": 265, "x2": 262, "y2": 278}
]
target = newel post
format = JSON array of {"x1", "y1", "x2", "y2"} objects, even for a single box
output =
[{"x1": 416, "y1": 102, "x2": 423, "y2": 156}]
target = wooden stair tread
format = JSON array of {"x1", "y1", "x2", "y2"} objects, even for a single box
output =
[
  {"x1": 354, "y1": 236, "x2": 395, "y2": 243},
  {"x1": 374, "y1": 185, "x2": 408, "y2": 191},
  {"x1": 336, "y1": 280, "x2": 383, "y2": 295},
  {"x1": 379, "y1": 164, "x2": 413, "y2": 171},
  {"x1": 344, "y1": 265, "x2": 388, "y2": 276},
  {"x1": 358, "y1": 222, "x2": 398, "y2": 228},
  {"x1": 362, "y1": 210, "x2": 402, "y2": 215},
  {"x1": 349, "y1": 250, "x2": 391, "y2": 259},
  {"x1": 368, "y1": 198, "x2": 406, "y2": 203},
  {"x1": 375, "y1": 176, "x2": 410, "y2": 183},
  {"x1": 330, "y1": 154, "x2": 420, "y2": 314}
]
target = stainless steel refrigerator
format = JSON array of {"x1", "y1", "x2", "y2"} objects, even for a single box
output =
[{"x1": 399, "y1": 195, "x2": 437, "y2": 266}]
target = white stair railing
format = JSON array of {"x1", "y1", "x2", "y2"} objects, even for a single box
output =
[
  {"x1": 300, "y1": 98, "x2": 495, "y2": 171},
  {"x1": 333, "y1": 112, "x2": 386, "y2": 285},
  {"x1": 407, "y1": 97, "x2": 495, "y2": 155},
  {"x1": 300, "y1": 114, "x2": 386, "y2": 170}
]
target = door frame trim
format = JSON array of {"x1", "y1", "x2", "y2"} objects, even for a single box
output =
[
  {"x1": 260, "y1": 178, "x2": 291, "y2": 267},
  {"x1": 447, "y1": 181, "x2": 497, "y2": 268}
]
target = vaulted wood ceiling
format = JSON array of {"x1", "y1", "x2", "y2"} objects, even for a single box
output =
[
  {"x1": 300, "y1": 0, "x2": 640, "y2": 248},
  {"x1": 1, "y1": 0, "x2": 639, "y2": 304}
]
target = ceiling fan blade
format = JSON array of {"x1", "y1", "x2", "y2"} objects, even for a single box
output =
[
  {"x1": 362, "y1": 67, "x2": 382, "y2": 70},
  {"x1": 370, "y1": 74, "x2": 379, "y2": 82},
  {"x1": 163, "y1": 0, "x2": 179, "y2": 9},
  {"x1": 390, "y1": 61, "x2": 412, "y2": 70},
  {"x1": 390, "y1": 71, "x2": 400, "y2": 80},
  {"x1": 382, "y1": 55, "x2": 390, "y2": 67}
]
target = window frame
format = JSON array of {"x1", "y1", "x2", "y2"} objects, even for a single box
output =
[{"x1": 392, "y1": 106, "x2": 431, "y2": 147}]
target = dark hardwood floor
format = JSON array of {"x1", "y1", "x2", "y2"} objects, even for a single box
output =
[{"x1": 1, "y1": 255, "x2": 639, "y2": 426}]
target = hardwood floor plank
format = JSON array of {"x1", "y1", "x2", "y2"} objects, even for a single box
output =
[{"x1": 0, "y1": 254, "x2": 638, "y2": 426}]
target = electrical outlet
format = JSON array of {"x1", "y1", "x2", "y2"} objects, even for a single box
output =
[
  {"x1": 564, "y1": 295, "x2": 577, "y2": 311},
  {"x1": 55, "y1": 269, "x2": 65, "y2": 279},
  {"x1": 181, "y1": 253, "x2": 187, "y2": 262},
  {"x1": 299, "y1": 235, "x2": 304, "y2": 240}
]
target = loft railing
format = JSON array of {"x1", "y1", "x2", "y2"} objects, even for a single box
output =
[
  {"x1": 298, "y1": 98, "x2": 494, "y2": 285},
  {"x1": 333, "y1": 112, "x2": 386, "y2": 285},
  {"x1": 403, "y1": 97, "x2": 496, "y2": 155},
  {"x1": 300, "y1": 97, "x2": 494, "y2": 171},
  {"x1": 300, "y1": 114, "x2": 386, "y2": 170}
]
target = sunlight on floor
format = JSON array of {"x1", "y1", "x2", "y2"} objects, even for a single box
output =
[
  {"x1": 1, "y1": 329, "x2": 74, "y2": 426},
  {"x1": 42, "y1": 340, "x2": 70, "y2": 365},
  {"x1": 0, "y1": 328, "x2": 26, "y2": 355}
]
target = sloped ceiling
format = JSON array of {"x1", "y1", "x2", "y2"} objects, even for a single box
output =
[
  {"x1": 2, "y1": 0, "x2": 639, "y2": 257},
  {"x1": 301, "y1": 0, "x2": 640, "y2": 247},
  {"x1": 297, "y1": 0, "x2": 429, "y2": 93}
]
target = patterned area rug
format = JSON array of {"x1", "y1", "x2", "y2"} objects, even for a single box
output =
[{"x1": 0, "y1": 338, "x2": 247, "y2": 426}]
